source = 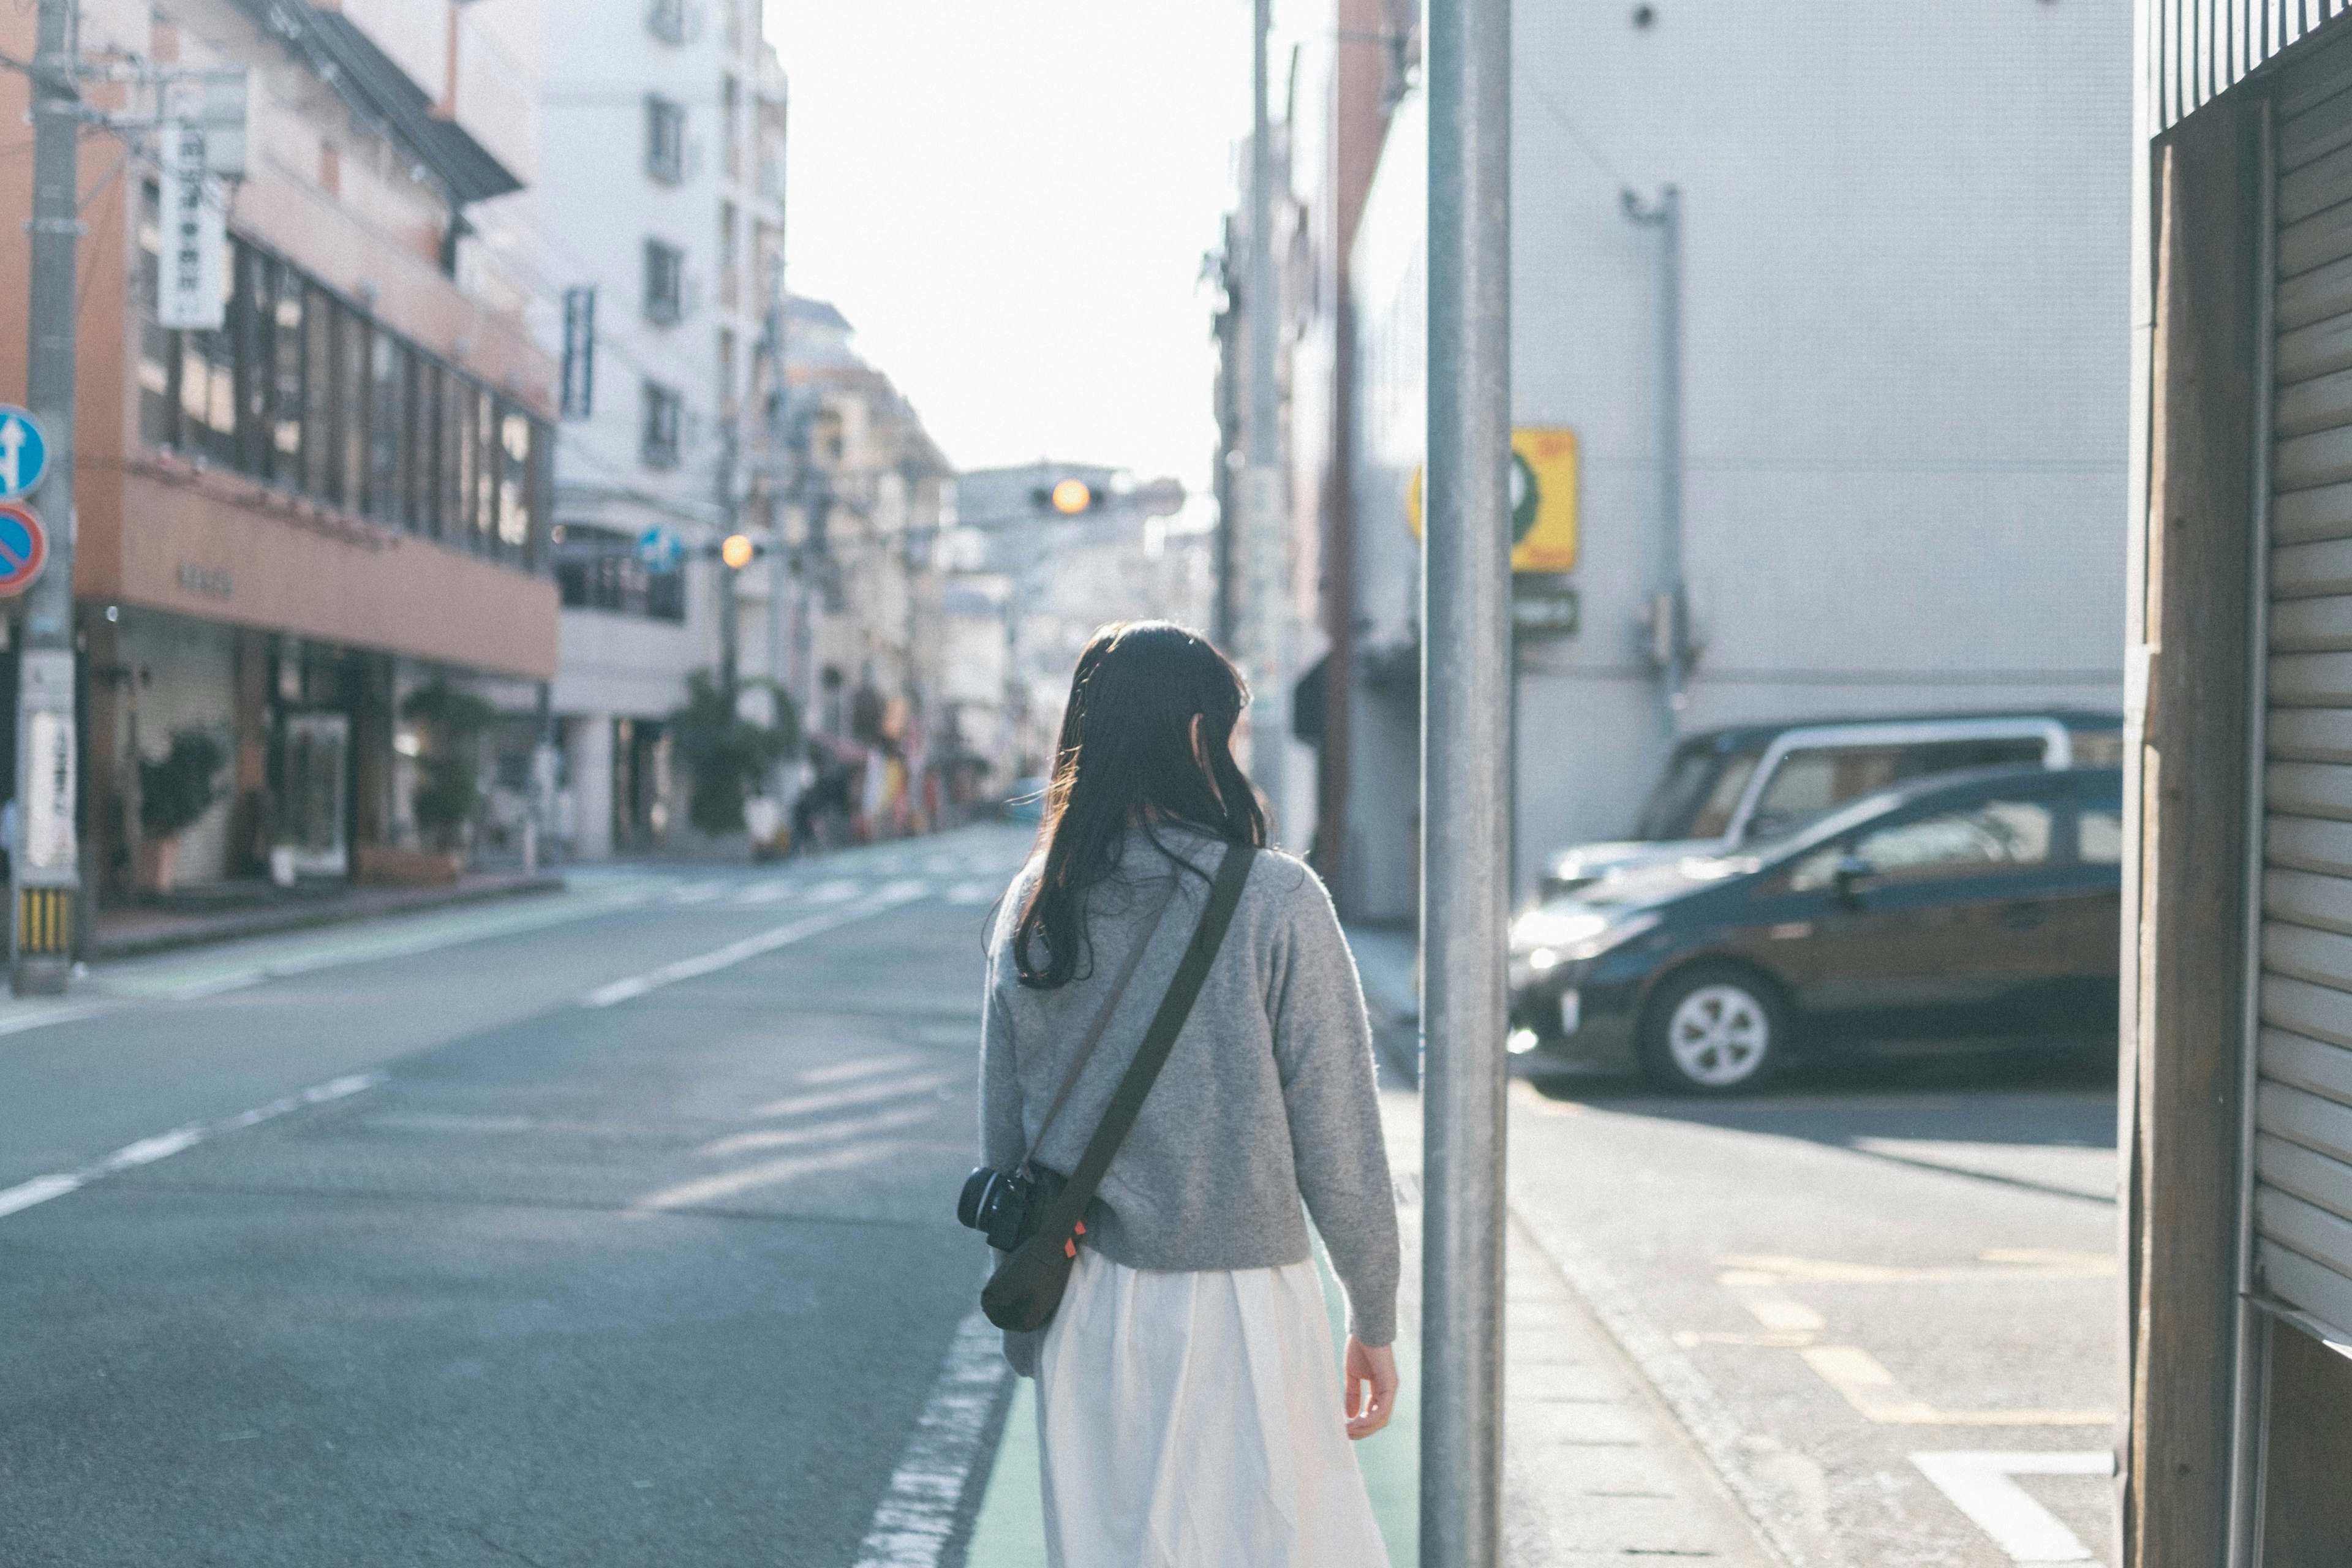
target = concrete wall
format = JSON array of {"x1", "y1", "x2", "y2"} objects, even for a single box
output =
[{"x1": 1344, "y1": 0, "x2": 2133, "y2": 918}]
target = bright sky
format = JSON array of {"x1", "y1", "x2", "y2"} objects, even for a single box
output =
[{"x1": 769, "y1": 1, "x2": 1261, "y2": 491}]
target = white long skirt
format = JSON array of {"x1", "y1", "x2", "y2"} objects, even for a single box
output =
[{"x1": 1034, "y1": 1247, "x2": 1390, "y2": 1568}]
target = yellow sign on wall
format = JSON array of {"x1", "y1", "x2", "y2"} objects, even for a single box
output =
[{"x1": 1405, "y1": 426, "x2": 1579, "y2": 573}]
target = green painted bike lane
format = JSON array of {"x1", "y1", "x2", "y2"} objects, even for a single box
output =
[{"x1": 964, "y1": 1248, "x2": 1418, "y2": 1566}]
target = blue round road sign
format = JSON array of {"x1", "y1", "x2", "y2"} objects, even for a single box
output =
[
  {"x1": 636, "y1": 526, "x2": 683, "y2": 571},
  {"x1": 0, "y1": 405, "x2": 48, "y2": 500},
  {"x1": 0, "y1": 502, "x2": 49, "y2": 597}
]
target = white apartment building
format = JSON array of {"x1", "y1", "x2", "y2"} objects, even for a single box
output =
[
  {"x1": 1334, "y1": 0, "x2": 2133, "y2": 919},
  {"x1": 534, "y1": 0, "x2": 787, "y2": 855}
]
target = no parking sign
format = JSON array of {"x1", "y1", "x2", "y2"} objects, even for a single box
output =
[{"x1": 0, "y1": 502, "x2": 51, "y2": 597}]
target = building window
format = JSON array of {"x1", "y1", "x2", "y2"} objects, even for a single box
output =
[
  {"x1": 643, "y1": 238, "x2": 684, "y2": 324},
  {"x1": 556, "y1": 525, "x2": 687, "y2": 621},
  {"x1": 646, "y1": 95, "x2": 685, "y2": 184},
  {"x1": 132, "y1": 183, "x2": 551, "y2": 571},
  {"x1": 718, "y1": 201, "x2": 738, "y2": 311},
  {"x1": 642, "y1": 381, "x2": 682, "y2": 469},
  {"x1": 647, "y1": 0, "x2": 687, "y2": 43},
  {"x1": 722, "y1": 75, "x2": 741, "y2": 181}
]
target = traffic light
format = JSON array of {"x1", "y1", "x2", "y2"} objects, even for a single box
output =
[
  {"x1": 1030, "y1": 478, "x2": 1105, "y2": 515},
  {"x1": 720, "y1": 533, "x2": 756, "y2": 569}
]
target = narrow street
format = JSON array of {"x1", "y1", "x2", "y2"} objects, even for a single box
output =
[
  {"x1": 0, "y1": 824, "x2": 2122, "y2": 1566},
  {"x1": 0, "y1": 829, "x2": 1028, "y2": 1567}
]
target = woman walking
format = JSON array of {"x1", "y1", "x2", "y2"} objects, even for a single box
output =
[{"x1": 980, "y1": 622, "x2": 1399, "y2": 1567}]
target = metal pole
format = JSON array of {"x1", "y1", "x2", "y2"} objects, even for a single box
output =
[
  {"x1": 1244, "y1": 0, "x2": 1288, "y2": 839},
  {"x1": 1421, "y1": 0, "x2": 1509, "y2": 1558},
  {"x1": 13, "y1": 0, "x2": 81, "y2": 995},
  {"x1": 1623, "y1": 186, "x2": 1684, "y2": 745}
]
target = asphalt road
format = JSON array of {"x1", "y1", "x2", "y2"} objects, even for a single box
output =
[
  {"x1": 1508, "y1": 1047, "x2": 2120, "y2": 1568},
  {"x1": 2, "y1": 823, "x2": 2122, "y2": 1568},
  {"x1": 0, "y1": 827, "x2": 1033, "y2": 1567}
]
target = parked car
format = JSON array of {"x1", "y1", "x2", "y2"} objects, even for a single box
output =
[
  {"x1": 1539, "y1": 710, "x2": 2123, "y2": 900},
  {"x1": 1508, "y1": 765, "x2": 2123, "y2": 1095}
]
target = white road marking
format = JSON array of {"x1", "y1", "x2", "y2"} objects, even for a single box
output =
[
  {"x1": 627, "y1": 1138, "x2": 905, "y2": 1213},
  {"x1": 733, "y1": 878, "x2": 798, "y2": 905},
  {"x1": 850, "y1": 1309, "x2": 1009, "y2": 1568},
  {"x1": 745, "y1": 1070, "x2": 957, "y2": 1121},
  {"x1": 802, "y1": 878, "x2": 864, "y2": 905},
  {"x1": 578, "y1": 887, "x2": 928, "y2": 1008},
  {"x1": 943, "y1": 881, "x2": 995, "y2": 907},
  {"x1": 800, "y1": 1052, "x2": 926, "y2": 1085},
  {"x1": 0, "y1": 1070, "x2": 385, "y2": 1223},
  {"x1": 667, "y1": 881, "x2": 732, "y2": 905},
  {"x1": 696, "y1": 1102, "x2": 939, "y2": 1159},
  {"x1": 0, "y1": 1002, "x2": 107, "y2": 1035},
  {"x1": 0, "y1": 1174, "x2": 82, "y2": 1217},
  {"x1": 1912, "y1": 1450, "x2": 2113, "y2": 1564},
  {"x1": 1800, "y1": 1344, "x2": 2112, "y2": 1427}
]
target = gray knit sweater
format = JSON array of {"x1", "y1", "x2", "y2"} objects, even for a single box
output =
[{"x1": 981, "y1": 827, "x2": 1400, "y2": 1359}]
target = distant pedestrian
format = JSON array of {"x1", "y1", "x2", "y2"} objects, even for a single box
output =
[{"x1": 976, "y1": 621, "x2": 1398, "y2": 1566}]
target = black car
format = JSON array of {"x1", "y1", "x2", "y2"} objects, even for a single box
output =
[{"x1": 1507, "y1": 765, "x2": 2123, "y2": 1095}]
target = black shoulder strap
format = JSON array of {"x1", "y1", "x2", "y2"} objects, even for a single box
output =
[{"x1": 1033, "y1": 842, "x2": 1256, "y2": 1246}]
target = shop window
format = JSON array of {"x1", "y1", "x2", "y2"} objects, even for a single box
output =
[
  {"x1": 647, "y1": 0, "x2": 687, "y2": 44},
  {"x1": 364, "y1": 332, "x2": 405, "y2": 523},
  {"x1": 124, "y1": 215, "x2": 552, "y2": 570},
  {"x1": 497, "y1": 411, "x2": 531, "y2": 549}
]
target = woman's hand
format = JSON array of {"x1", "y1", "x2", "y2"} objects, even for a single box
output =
[{"x1": 1343, "y1": 1337, "x2": 1398, "y2": 1440}]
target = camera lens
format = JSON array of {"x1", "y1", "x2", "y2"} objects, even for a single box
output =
[{"x1": 957, "y1": 1167, "x2": 999, "y2": 1231}]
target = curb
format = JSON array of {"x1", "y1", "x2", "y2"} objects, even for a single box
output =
[{"x1": 94, "y1": 876, "x2": 565, "y2": 961}]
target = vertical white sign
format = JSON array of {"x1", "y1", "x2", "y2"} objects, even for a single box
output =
[
  {"x1": 22, "y1": 717, "x2": 75, "y2": 876},
  {"x1": 157, "y1": 121, "x2": 225, "y2": 331}
]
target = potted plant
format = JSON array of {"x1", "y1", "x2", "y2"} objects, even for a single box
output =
[
  {"x1": 397, "y1": 679, "x2": 498, "y2": 874},
  {"x1": 138, "y1": 728, "x2": 227, "y2": 892}
]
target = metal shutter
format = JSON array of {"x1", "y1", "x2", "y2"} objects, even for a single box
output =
[{"x1": 2256, "y1": 47, "x2": 2352, "y2": 1343}]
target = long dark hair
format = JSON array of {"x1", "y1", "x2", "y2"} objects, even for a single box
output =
[{"x1": 1012, "y1": 622, "x2": 1266, "y2": 989}]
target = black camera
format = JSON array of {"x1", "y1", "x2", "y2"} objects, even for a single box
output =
[
  {"x1": 958, "y1": 1165, "x2": 1033, "y2": 1250},
  {"x1": 957, "y1": 1163, "x2": 1065, "y2": 1252}
]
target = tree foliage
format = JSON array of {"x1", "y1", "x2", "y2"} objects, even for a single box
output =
[{"x1": 669, "y1": 670, "x2": 797, "y2": 835}]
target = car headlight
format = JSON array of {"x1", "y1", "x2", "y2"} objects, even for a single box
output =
[{"x1": 1509, "y1": 908, "x2": 1662, "y2": 964}]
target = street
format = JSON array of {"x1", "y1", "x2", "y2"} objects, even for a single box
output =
[
  {"x1": 0, "y1": 822, "x2": 2120, "y2": 1566},
  {"x1": 0, "y1": 831, "x2": 1026, "y2": 1566}
]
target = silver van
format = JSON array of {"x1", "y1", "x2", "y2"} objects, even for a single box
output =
[{"x1": 1539, "y1": 710, "x2": 2125, "y2": 900}]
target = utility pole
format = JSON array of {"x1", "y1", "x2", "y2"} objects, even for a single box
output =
[
  {"x1": 1422, "y1": 0, "x2": 1510, "y2": 1561},
  {"x1": 13, "y1": 0, "x2": 82, "y2": 995},
  {"x1": 1623, "y1": 187, "x2": 1685, "y2": 747},
  {"x1": 1244, "y1": 0, "x2": 1289, "y2": 839}
]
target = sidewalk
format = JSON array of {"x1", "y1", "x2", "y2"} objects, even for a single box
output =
[
  {"x1": 93, "y1": 872, "x2": 562, "y2": 960},
  {"x1": 955, "y1": 927, "x2": 1781, "y2": 1567}
]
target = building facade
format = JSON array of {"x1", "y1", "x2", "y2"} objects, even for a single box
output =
[
  {"x1": 780, "y1": 299, "x2": 956, "y2": 834},
  {"x1": 535, "y1": 0, "x2": 787, "y2": 857},
  {"x1": 0, "y1": 0, "x2": 559, "y2": 904},
  {"x1": 1330, "y1": 1, "x2": 2132, "y2": 921}
]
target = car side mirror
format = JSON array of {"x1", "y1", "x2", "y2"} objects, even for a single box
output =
[{"x1": 1831, "y1": 855, "x2": 1873, "y2": 904}]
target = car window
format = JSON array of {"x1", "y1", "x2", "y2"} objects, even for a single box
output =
[
  {"x1": 1686, "y1": 750, "x2": 1763, "y2": 839},
  {"x1": 1743, "y1": 737, "x2": 2048, "y2": 840},
  {"x1": 1851, "y1": 799, "x2": 2053, "y2": 883},
  {"x1": 2079, "y1": 803, "x2": 2123, "y2": 864},
  {"x1": 1635, "y1": 744, "x2": 1762, "y2": 840}
]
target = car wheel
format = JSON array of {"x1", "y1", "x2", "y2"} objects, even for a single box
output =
[{"x1": 1638, "y1": 967, "x2": 1785, "y2": 1095}]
